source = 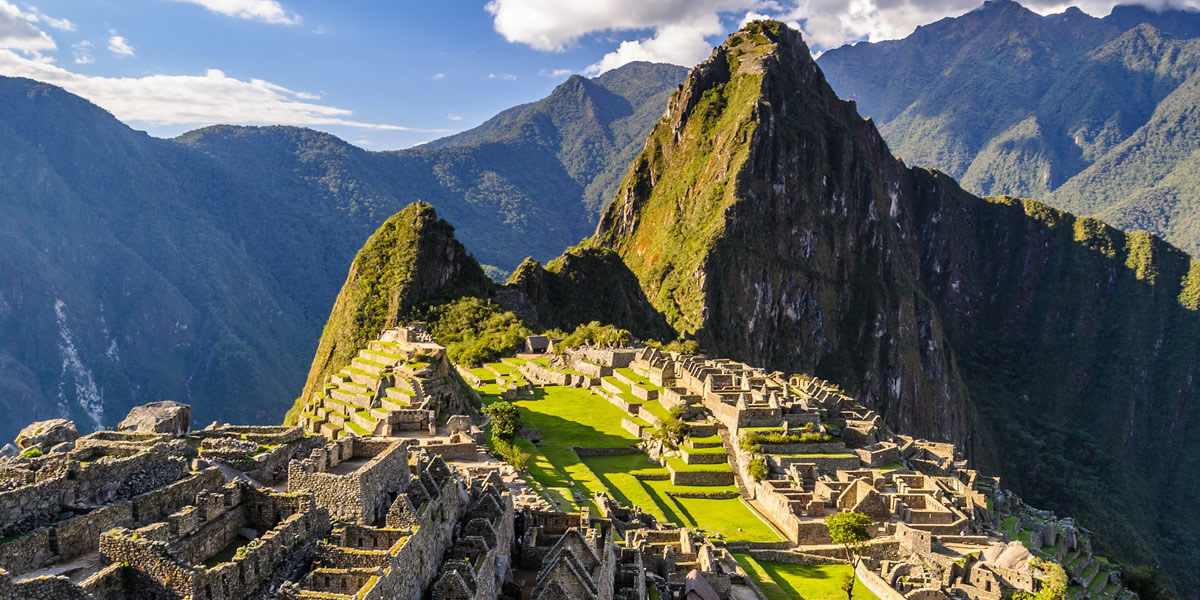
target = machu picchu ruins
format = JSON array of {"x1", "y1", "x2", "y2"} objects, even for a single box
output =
[{"x1": 0, "y1": 325, "x2": 1136, "y2": 599}]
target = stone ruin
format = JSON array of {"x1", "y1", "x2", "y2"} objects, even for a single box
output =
[
  {"x1": 296, "y1": 324, "x2": 478, "y2": 440},
  {"x1": 0, "y1": 337, "x2": 1139, "y2": 600}
]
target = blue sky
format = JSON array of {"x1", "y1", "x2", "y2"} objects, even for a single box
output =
[{"x1": 0, "y1": 0, "x2": 1172, "y2": 149}]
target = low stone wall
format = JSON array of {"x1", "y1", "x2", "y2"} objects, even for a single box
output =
[
  {"x1": 765, "y1": 453, "x2": 860, "y2": 473},
  {"x1": 669, "y1": 469, "x2": 734, "y2": 486},
  {"x1": 416, "y1": 440, "x2": 480, "y2": 460},
  {"x1": 572, "y1": 359, "x2": 611, "y2": 379},
  {"x1": 621, "y1": 418, "x2": 648, "y2": 439},
  {"x1": 669, "y1": 490, "x2": 739, "y2": 499},
  {"x1": 855, "y1": 561, "x2": 906, "y2": 600},
  {"x1": 747, "y1": 550, "x2": 843, "y2": 565}
]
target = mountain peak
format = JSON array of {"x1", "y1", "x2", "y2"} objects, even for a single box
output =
[{"x1": 295, "y1": 201, "x2": 491, "y2": 409}]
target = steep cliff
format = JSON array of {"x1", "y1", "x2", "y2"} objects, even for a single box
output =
[
  {"x1": 296, "y1": 202, "x2": 490, "y2": 409},
  {"x1": 594, "y1": 21, "x2": 1200, "y2": 592}
]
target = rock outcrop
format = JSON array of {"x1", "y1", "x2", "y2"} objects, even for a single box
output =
[
  {"x1": 118, "y1": 401, "x2": 192, "y2": 436},
  {"x1": 15, "y1": 419, "x2": 79, "y2": 451}
]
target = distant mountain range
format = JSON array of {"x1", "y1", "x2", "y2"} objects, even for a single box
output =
[
  {"x1": 0, "y1": 61, "x2": 685, "y2": 441},
  {"x1": 818, "y1": 0, "x2": 1200, "y2": 255}
]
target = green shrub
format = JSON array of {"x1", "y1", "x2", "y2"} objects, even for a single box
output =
[
  {"x1": 484, "y1": 401, "x2": 521, "y2": 443},
  {"x1": 656, "y1": 404, "x2": 690, "y2": 445},
  {"x1": 557, "y1": 321, "x2": 631, "y2": 350},
  {"x1": 427, "y1": 297, "x2": 532, "y2": 365},
  {"x1": 748, "y1": 457, "x2": 768, "y2": 481},
  {"x1": 739, "y1": 429, "x2": 832, "y2": 452},
  {"x1": 18, "y1": 448, "x2": 42, "y2": 459},
  {"x1": 492, "y1": 438, "x2": 530, "y2": 471}
]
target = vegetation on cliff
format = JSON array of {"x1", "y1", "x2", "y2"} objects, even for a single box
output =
[{"x1": 295, "y1": 202, "x2": 490, "y2": 413}]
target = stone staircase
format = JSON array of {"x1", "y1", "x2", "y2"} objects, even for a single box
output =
[{"x1": 298, "y1": 337, "x2": 438, "y2": 439}]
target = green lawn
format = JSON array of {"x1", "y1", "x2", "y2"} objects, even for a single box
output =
[
  {"x1": 583, "y1": 455, "x2": 781, "y2": 542},
  {"x1": 485, "y1": 361, "x2": 520, "y2": 375},
  {"x1": 473, "y1": 385, "x2": 783, "y2": 542},
  {"x1": 734, "y1": 554, "x2": 880, "y2": 600},
  {"x1": 480, "y1": 386, "x2": 640, "y2": 511}
]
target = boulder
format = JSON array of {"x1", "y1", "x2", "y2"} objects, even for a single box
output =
[
  {"x1": 49, "y1": 442, "x2": 73, "y2": 454},
  {"x1": 0, "y1": 443, "x2": 16, "y2": 458},
  {"x1": 16, "y1": 419, "x2": 79, "y2": 450},
  {"x1": 118, "y1": 401, "x2": 191, "y2": 436}
]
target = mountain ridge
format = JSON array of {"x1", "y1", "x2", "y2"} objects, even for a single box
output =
[
  {"x1": 0, "y1": 61, "x2": 686, "y2": 445},
  {"x1": 817, "y1": 0, "x2": 1200, "y2": 256}
]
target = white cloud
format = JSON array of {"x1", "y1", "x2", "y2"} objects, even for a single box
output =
[
  {"x1": 486, "y1": 0, "x2": 1200, "y2": 72},
  {"x1": 170, "y1": 0, "x2": 301, "y2": 25},
  {"x1": 445, "y1": 112, "x2": 462, "y2": 120},
  {"x1": 72, "y1": 40, "x2": 92, "y2": 64},
  {"x1": 538, "y1": 68, "x2": 574, "y2": 77},
  {"x1": 0, "y1": 0, "x2": 56, "y2": 52},
  {"x1": 432, "y1": 72, "x2": 446, "y2": 79},
  {"x1": 0, "y1": 49, "x2": 449, "y2": 133},
  {"x1": 24, "y1": 5, "x2": 74, "y2": 31},
  {"x1": 487, "y1": 72, "x2": 517, "y2": 80},
  {"x1": 107, "y1": 33, "x2": 134, "y2": 57}
]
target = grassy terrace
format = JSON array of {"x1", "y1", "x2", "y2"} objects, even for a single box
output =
[
  {"x1": 601, "y1": 375, "x2": 651, "y2": 408},
  {"x1": 664, "y1": 456, "x2": 733, "y2": 472},
  {"x1": 532, "y1": 357, "x2": 590, "y2": 378},
  {"x1": 639, "y1": 399, "x2": 673, "y2": 422},
  {"x1": 734, "y1": 554, "x2": 880, "y2": 600},
  {"x1": 485, "y1": 361, "x2": 520, "y2": 376},
  {"x1": 473, "y1": 382, "x2": 782, "y2": 542},
  {"x1": 615, "y1": 367, "x2": 663, "y2": 391},
  {"x1": 468, "y1": 366, "x2": 495, "y2": 379}
]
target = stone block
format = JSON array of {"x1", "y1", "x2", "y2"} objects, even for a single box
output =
[{"x1": 118, "y1": 401, "x2": 191, "y2": 436}]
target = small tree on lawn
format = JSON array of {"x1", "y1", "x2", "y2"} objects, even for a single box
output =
[
  {"x1": 484, "y1": 401, "x2": 521, "y2": 443},
  {"x1": 824, "y1": 511, "x2": 872, "y2": 598}
]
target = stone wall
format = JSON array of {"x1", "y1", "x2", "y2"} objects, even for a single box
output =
[
  {"x1": 0, "y1": 443, "x2": 189, "y2": 538},
  {"x1": 99, "y1": 487, "x2": 330, "y2": 600},
  {"x1": 668, "y1": 469, "x2": 734, "y2": 486},
  {"x1": 0, "y1": 467, "x2": 224, "y2": 577},
  {"x1": 288, "y1": 438, "x2": 410, "y2": 525}
]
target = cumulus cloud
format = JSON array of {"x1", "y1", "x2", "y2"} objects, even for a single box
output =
[
  {"x1": 445, "y1": 113, "x2": 463, "y2": 120},
  {"x1": 0, "y1": 49, "x2": 445, "y2": 133},
  {"x1": 486, "y1": 0, "x2": 1200, "y2": 73},
  {"x1": 432, "y1": 72, "x2": 446, "y2": 79},
  {"x1": 0, "y1": 0, "x2": 56, "y2": 52},
  {"x1": 107, "y1": 33, "x2": 134, "y2": 57},
  {"x1": 72, "y1": 40, "x2": 92, "y2": 64},
  {"x1": 538, "y1": 68, "x2": 573, "y2": 77},
  {"x1": 487, "y1": 72, "x2": 517, "y2": 80},
  {"x1": 170, "y1": 0, "x2": 301, "y2": 25}
]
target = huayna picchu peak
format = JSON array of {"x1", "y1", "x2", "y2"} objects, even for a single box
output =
[
  {"x1": 590, "y1": 21, "x2": 1200, "y2": 594},
  {"x1": 0, "y1": 10, "x2": 1196, "y2": 600}
]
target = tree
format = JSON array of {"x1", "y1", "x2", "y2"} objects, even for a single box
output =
[
  {"x1": 838, "y1": 573, "x2": 855, "y2": 600},
  {"x1": 484, "y1": 401, "x2": 521, "y2": 443},
  {"x1": 824, "y1": 511, "x2": 872, "y2": 597}
]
